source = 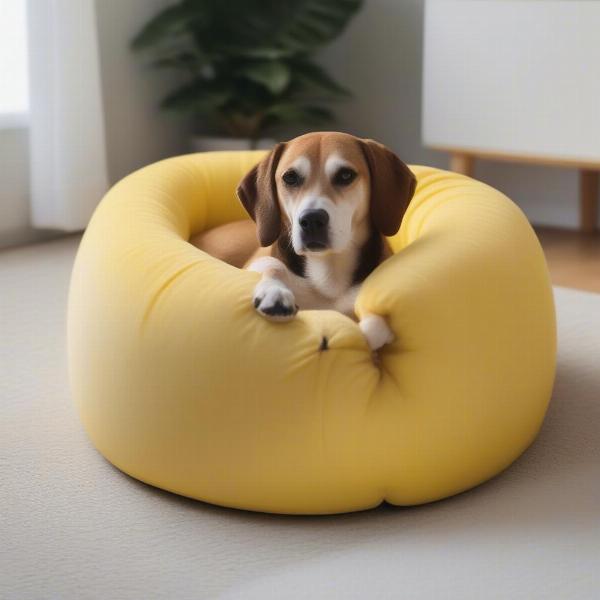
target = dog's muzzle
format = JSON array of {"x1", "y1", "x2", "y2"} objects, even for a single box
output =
[{"x1": 299, "y1": 209, "x2": 329, "y2": 251}]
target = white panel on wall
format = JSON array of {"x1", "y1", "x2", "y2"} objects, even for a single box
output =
[
  {"x1": 318, "y1": 0, "x2": 598, "y2": 229},
  {"x1": 423, "y1": 0, "x2": 600, "y2": 162}
]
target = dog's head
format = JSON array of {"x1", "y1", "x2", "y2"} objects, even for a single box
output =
[{"x1": 237, "y1": 132, "x2": 416, "y2": 254}]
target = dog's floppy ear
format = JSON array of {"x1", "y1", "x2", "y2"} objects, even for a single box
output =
[
  {"x1": 236, "y1": 143, "x2": 286, "y2": 247},
  {"x1": 359, "y1": 139, "x2": 417, "y2": 236}
]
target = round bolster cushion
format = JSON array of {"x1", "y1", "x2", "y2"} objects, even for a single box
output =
[{"x1": 68, "y1": 151, "x2": 556, "y2": 515}]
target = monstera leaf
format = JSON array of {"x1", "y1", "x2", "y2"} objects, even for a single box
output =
[
  {"x1": 241, "y1": 61, "x2": 291, "y2": 95},
  {"x1": 265, "y1": 0, "x2": 362, "y2": 52},
  {"x1": 160, "y1": 78, "x2": 230, "y2": 112},
  {"x1": 131, "y1": 2, "x2": 209, "y2": 51},
  {"x1": 290, "y1": 59, "x2": 350, "y2": 98}
]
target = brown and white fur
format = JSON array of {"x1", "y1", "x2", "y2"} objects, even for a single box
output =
[{"x1": 192, "y1": 132, "x2": 416, "y2": 350}]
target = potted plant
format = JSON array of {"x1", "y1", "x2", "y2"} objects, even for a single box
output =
[{"x1": 132, "y1": 0, "x2": 363, "y2": 151}]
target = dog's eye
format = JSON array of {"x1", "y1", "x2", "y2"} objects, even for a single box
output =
[
  {"x1": 333, "y1": 167, "x2": 356, "y2": 186},
  {"x1": 282, "y1": 169, "x2": 302, "y2": 187}
]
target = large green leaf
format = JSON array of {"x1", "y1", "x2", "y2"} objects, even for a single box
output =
[
  {"x1": 187, "y1": 0, "x2": 363, "y2": 55},
  {"x1": 133, "y1": 0, "x2": 363, "y2": 55},
  {"x1": 150, "y1": 51, "x2": 206, "y2": 72},
  {"x1": 290, "y1": 60, "x2": 350, "y2": 97},
  {"x1": 160, "y1": 79, "x2": 230, "y2": 113},
  {"x1": 240, "y1": 61, "x2": 291, "y2": 95},
  {"x1": 131, "y1": 2, "x2": 209, "y2": 51},
  {"x1": 265, "y1": 0, "x2": 363, "y2": 52},
  {"x1": 224, "y1": 46, "x2": 294, "y2": 61}
]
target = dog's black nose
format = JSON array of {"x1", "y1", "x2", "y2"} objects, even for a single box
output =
[
  {"x1": 299, "y1": 209, "x2": 330, "y2": 251},
  {"x1": 299, "y1": 209, "x2": 329, "y2": 234}
]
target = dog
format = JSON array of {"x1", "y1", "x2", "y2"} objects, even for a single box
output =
[{"x1": 192, "y1": 132, "x2": 416, "y2": 350}]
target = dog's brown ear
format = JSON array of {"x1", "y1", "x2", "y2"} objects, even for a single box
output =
[
  {"x1": 359, "y1": 139, "x2": 416, "y2": 236},
  {"x1": 236, "y1": 143, "x2": 286, "y2": 247}
]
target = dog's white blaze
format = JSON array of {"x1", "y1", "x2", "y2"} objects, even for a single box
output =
[
  {"x1": 299, "y1": 180, "x2": 369, "y2": 299},
  {"x1": 328, "y1": 180, "x2": 367, "y2": 252},
  {"x1": 283, "y1": 185, "x2": 324, "y2": 253}
]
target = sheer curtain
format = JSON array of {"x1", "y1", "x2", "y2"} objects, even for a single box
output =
[{"x1": 27, "y1": 0, "x2": 109, "y2": 231}]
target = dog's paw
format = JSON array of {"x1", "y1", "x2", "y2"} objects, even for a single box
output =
[
  {"x1": 359, "y1": 314, "x2": 394, "y2": 351},
  {"x1": 253, "y1": 280, "x2": 298, "y2": 321}
]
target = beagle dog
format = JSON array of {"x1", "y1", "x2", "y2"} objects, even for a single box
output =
[{"x1": 192, "y1": 132, "x2": 416, "y2": 350}]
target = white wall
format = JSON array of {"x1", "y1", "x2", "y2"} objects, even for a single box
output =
[
  {"x1": 94, "y1": 0, "x2": 191, "y2": 184},
  {"x1": 319, "y1": 0, "x2": 597, "y2": 229},
  {"x1": 1, "y1": 0, "x2": 595, "y2": 245},
  {"x1": 0, "y1": 0, "x2": 190, "y2": 247},
  {"x1": 0, "y1": 128, "x2": 35, "y2": 245}
]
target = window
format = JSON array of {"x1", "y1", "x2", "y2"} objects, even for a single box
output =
[{"x1": 0, "y1": 0, "x2": 29, "y2": 127}]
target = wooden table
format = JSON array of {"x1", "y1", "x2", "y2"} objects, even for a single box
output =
[{"x1": 436, "y1": 147, "x2": 599, "y2": 234}]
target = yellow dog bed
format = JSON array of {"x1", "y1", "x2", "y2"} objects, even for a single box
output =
[{"x1": 68, "y1": 151, "x2": 556, "y2": 515}]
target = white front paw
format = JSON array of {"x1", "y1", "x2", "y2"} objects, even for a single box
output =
[
  {"x1": 253, "y1": 280, "x2": 298, "y2": 321},
  {"x1": 359, "y1": 314, "x2": 394, "y2": 350}
]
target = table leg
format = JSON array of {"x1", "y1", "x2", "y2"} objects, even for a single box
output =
[
  {"x1": 579, "y1": 169, "x2": 599, "y2": 234},
  {"x1": 449, "y1": 152, "x2": 474, "y2": 177}
]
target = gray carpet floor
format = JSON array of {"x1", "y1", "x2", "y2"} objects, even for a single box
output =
[{"x1": 2, "y1": 236, "x2": 599, "y2": 599}]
